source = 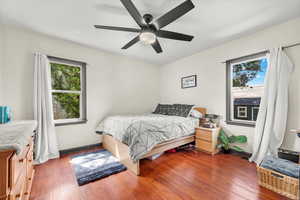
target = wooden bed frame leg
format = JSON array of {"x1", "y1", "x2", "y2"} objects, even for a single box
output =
[
  {"x1": 127, "y1": 160, "x2": 139, "y2": 176},
  {"x1": 102, "y1": 135, "x2": 140, "y2": 175}
]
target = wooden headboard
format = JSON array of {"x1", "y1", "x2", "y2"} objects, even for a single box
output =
[{"x1": 194, "y1": 107, "x2": 207, "y2": 116}]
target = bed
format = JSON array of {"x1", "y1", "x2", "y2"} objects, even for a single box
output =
[{"x1": 96, "y1": 107, "x2": 206, "y2": 175}]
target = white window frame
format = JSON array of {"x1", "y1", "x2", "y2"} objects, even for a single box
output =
[
  {"x1": 48, "y1": 56, "x2": 87, "y2": 126},
  {"x1": 226, "y1": 51, "x2": 268, "y2": 127},
  {"x1": 237, "y1": 106, "x2": 247, "y2": 118}
]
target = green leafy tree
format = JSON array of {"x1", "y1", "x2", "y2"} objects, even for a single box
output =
[
  {"x1": 51, "y1": 63, "x2": 81, "y2": 119},
  {"x1": 52, "y1": 93, "x2": 80, "y2": 119},
  {"x1": 51, "y1": 63, "x2": 81, "y2": 91},
  {"x1": 232, "y1": 60, "x2": 261, "y2": 87}
]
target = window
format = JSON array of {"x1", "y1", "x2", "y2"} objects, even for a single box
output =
[
  {"x1": 252, "y1": 107, "x2": 259, "y2": 121},
  {"x1": 226, "y1": 52, "x2": 268, "y2": 127},
  {"x1": 48, "y1": 56, "x2": 87, "y2": 126},
  {"x1": 237, "y1": 106, "x2": 247, "y2": 118}
]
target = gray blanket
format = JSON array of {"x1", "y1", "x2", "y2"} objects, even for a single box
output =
[
  {"x1": 96, "y1": 114, "x2": 198, "y2": 161},
  {"x1": 261, "y1": 156, "x2": 300, "y2": 178}
]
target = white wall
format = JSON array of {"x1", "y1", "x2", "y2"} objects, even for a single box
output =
[
  {"x1": 1, "y1": 25, "x2": 160, "y2": 150},
  {"x1": 2, "y1": 17, "x2": 300, "y2": 153},
  {"x1": 0, "y1": 23, "x2": 4, "y2": 104},
  {"x1": 160, "y1": 17, "x2": 300, "y2": 153}
]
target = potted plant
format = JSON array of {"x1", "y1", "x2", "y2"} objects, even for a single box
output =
[{"x1": 217, "y1": 129, "x2": 247, "y2": 154}]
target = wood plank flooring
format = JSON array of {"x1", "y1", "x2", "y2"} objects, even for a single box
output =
[{"x1": 30, "y1": 147, "x2": 289, "y2": 200}]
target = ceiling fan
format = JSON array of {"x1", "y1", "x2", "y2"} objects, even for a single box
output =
[{"x1": 94, "y1": 0, "x2": 195, "y2": 53}]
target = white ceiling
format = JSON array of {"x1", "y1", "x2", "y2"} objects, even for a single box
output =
[{"x1": 1, "y1": 0, "x2": 300, "y2": 64}]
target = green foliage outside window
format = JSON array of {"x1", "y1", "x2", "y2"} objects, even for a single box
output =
[
  {"x1": 51, "y1": 63, "x2": 81, "y2": 90},
  {"x1": 232, "y1": 60, "x2": 261, "y2": 87},
  {"x1": 52, "y1": 93, "x2": 80, "y2": 119},
  {"x1": 50, "y1": 63, "x2": 81, "y2": 120}
]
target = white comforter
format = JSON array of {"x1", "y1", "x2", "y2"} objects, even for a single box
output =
[{"x1": 96, "y1": 114, "x2": 198, "y2": 161}]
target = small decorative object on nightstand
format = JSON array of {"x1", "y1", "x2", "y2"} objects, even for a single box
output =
[
  {"x1": 202, "y1": 114, "x2": 220, "y2": 128},
  {"x1": 195, "y1": 127, "x2": 220, "y2": 155}
]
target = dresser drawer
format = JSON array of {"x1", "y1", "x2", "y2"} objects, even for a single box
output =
[
  {"x1": 11, "y1": 143, "x2": 30, "y2": 186},
  {"x1": 26, "y1": 144, "x2": 34, "y2": 184},
  {"x1": 196, "y1": 130, "x2": 212, "y2": 141},
  {"x1": 10, "y1": 171, "x2": 26, "y2": 200},
  {"x1": 196, "y1": 139, "x2": 212, "y2": 152},
  {"x1": 26, "y1": 146, "x2": 33, "y2": 175}
]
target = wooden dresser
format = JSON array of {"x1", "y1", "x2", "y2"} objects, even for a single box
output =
[
  {"x1": 195, "y1": 127, "x2": 220, "y2": 155},
  {"x1": 0, "y1": 136, "x2": 35, "y2": 200}
]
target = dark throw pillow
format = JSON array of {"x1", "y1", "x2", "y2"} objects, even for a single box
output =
[
  {"x1": 153, "y1": 104, "x2": 173, "y2": 115},
  {"x1": 171, "y1": 104, "x2": 194, "y2": 117}
]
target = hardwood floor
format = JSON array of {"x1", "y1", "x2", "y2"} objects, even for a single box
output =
[{"x1": 30, "y1": 147, "x2": 289, "y2": 200}]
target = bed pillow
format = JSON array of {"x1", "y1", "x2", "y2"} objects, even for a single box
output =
[
  {"x1": 171, "y1": 104, "x2": 194, "y2": 117},
  {"x1": 153, "y1": 104, "x2": 173, "y2": 115},
  {"x1": 190, "y1": 109, "x2": 203, "y2": 119}
]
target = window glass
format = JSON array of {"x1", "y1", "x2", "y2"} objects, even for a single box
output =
[
  {"x1": 49, "y1": 57, "x2": 86, "y2": 125},
  {"x1": 227, "y1": 54, "x2": 268, "y2": 126},
  {"x1": 51, "y1": 63, "x2": 81, "y2": 91},
  {"x1": 52, "y1": 93, "x2": 80, "y2": 120}
]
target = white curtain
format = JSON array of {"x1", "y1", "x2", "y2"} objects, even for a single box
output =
[
  {"x1": 33, "y1": 53, "x2": 59, "y2": 164},
  {"x1": 249, "y1": 47, "x2": 294, "y2": 164}
]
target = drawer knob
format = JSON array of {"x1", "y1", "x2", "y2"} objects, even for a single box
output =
[
  {"x1": 26, "y1": 144, "x2": 30, "y2": 147},
  {"x1": 19, "y1": 158, "x2": 24, "y2": 163},
  {"x1": 16, "y1": 194, "x2": 21, "y2": 198}
]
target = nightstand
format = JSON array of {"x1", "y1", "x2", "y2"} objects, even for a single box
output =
[{"x1": 195, "y1": 127, "x2": 220, "y2": 155}]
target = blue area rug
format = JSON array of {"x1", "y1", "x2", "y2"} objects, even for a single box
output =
[{"x1": 70, "y1": 149, "x2": 127, "y2": 185}]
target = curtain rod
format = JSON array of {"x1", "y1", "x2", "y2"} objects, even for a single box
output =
[
  {"x1": 282, "y1": 42, "x2": 300, "y2": 49},
  {"x1": 221, "y1": 41, "x2": 300, "y2": 64}
]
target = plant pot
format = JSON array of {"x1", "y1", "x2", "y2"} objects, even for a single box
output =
[{"x1": 222, "y1": 148, "x2": 231, "y2": 154}]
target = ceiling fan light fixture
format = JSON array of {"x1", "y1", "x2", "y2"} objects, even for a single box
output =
[
  {"x1": 94, "y1": 0, "x2": 195, "y2": 53},
  {"x1": 139, "y1": 31, "x2": 156, "y2": 44}
]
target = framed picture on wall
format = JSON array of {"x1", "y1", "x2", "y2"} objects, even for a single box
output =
[{"x1": 181, "y1": 75, "x2": 197, "y2": 89}]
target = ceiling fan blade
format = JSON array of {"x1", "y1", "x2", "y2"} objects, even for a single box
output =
[
  {"x1": 151, "y1": 40, "x2": 163, "y2": 53},
  {"x1": 120, "y1": 0, "x2": 144, "y2": 27},
  {"x1": 121, "y1": 36, "x2": 140, "y2": 49},
  {"x1": 94, "y1": 25, "x2": 140, "y2": 33},
  {"x1": 154, "y1": 0, "x2": 195, "y2": 29},
  {"x1": 157, "y1": 30, "x2": 194, "y2": 41}
]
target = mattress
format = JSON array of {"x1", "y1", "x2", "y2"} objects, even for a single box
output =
[{"x1": 96, "y1": 114, "x2": 198, "y2": 161}]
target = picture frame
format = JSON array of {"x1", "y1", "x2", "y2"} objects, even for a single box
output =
[{"x1": 181, "y1": 75, "x2": 197, "y2": 89}]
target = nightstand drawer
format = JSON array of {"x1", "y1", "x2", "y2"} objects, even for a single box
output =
[
  {"x1": 196, "y1": 130, "x2": 212, "y2": 141},
  {"x1": 196, "y1": 139, "x2": 212, "y2": 152}
]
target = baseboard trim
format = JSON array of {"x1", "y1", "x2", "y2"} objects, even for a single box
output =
[
  {"x1": 59, "y1": 143, "x2": 102, "y2": 156},
  {"x1": 230, "y1": 149, "x2": 252, "y2": 160}
]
